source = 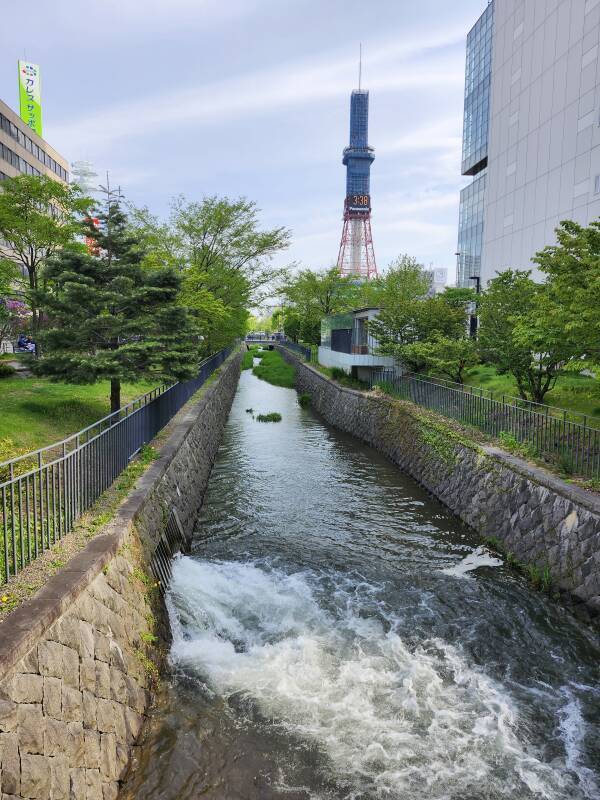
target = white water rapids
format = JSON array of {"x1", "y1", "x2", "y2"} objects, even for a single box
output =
[{"x1": 167, "y1": 556, "x2": 597, "y2": 800}]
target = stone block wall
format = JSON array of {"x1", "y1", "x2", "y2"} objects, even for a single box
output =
[
  {"x1": 0, "y1": 350, "x2": 242, "y2": 799},
  {"x1": 279, "y1": 348, "x2": 600, "y2": 615},
  {"x1": 0, "y1": 554, "x2": 151, "y2": 800}
]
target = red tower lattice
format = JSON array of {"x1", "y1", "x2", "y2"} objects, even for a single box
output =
[{"x1": 337, "y1": 200, "x2": 377, "y2": 279}]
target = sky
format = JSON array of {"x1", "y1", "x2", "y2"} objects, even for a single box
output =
[{"x1": 0, "y1": 0, "x2": 488, "y2": 281}]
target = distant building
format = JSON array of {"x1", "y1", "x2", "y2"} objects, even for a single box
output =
[
  {"x1": 458, "y1": 0, "x2": 600, "y2": 287},
  {"x1": 319, "y1": 308, "x2": 395, "y2": 382},
  {"x1": 0, "y1": 97, "x2": 69, "y2": 184},
  {"x1": 422, "y1": 267, "x2": 448, "y2": 296}
]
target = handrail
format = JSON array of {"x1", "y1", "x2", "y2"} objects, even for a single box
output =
[
  {"x1": 0, "y1": 345, "x2": 235, "y2": 584},
  {"x1": 371, "y1": 368, "x2": 600, "y2": 479},
  {"x1": 0, "y1": 357, "x2": 216, "y2": 471},
  {"x1": 398, "y1": 371, "x2": 600, "y2": 431}
]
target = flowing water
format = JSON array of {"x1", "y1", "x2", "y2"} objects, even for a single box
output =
[{"x1": 123, "y1": 368, "x2": 600, "y2": 800}]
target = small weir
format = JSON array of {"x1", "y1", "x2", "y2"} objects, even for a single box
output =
[{"x1": 122, "y1": 368, "x2": 600, "y2": 800}]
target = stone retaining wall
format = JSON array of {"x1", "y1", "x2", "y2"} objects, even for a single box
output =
[
  {"x1": 279, "y1": 348, "x2": 600, "y2": 617},
  {"x1": 0, "y1": 350, "x2": 242, "y2": 799}
]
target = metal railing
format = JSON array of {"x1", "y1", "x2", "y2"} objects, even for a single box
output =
[
  {"x1": 245, "y1": 337, "x2": 317, "y2": 363},
  {"x1": 280, "y1": 340, "x2": 312, "y2": 361},
  {"x1": 370, "y1": 369, "x2": 600, "y2": 479},
  {"x1": 0, "y1": 346, "x2": 233, "y2": 585}
]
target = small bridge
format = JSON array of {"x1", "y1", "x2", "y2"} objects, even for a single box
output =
[{"x1": 244, "y1": 338, "x2": 312, "y2": 361}]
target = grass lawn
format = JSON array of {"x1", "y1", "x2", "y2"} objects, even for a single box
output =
[
  {"x1": 0, "y1": 377, "x2": 154, "y2": 458},
  {"x1": 463, "y1": 365, "x2": 600, "y2": 419},
  {"x1": 252, "y1": 349, "x2": 295, "y2": 388}
]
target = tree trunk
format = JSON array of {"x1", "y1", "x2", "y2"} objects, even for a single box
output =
[
  {"x1": 28, "y1": 268, "x2": 38, "y2": 334},
  {"x1": 110, "y1": 379, "x2": 121, "y2": 415}
]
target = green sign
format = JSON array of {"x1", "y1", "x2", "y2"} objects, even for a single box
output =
[{"x1": 18, "y1": 61, "x2": 42, "y2": 137}]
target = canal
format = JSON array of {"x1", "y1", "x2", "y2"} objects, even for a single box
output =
[{"x1": 122, "y1": 367, "x2": 600, "y2": 800}]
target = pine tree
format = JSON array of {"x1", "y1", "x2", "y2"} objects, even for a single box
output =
[{"x1": 35, "y1": 199, "x2": 199, "y2": 413}]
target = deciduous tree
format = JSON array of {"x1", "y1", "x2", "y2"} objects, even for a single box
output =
[
  {"x1": 0, "y1": 175, "x2": 90, "y2": 331},
  {"x1": 400, "y1": 334, "x2": 478, "y2": 384},
  {"x1": 279, "y1": 267, "x2": 361, "y2": 344},
  {"x1": 530, "y1": 219, "x2": 600, "y2": 372},
  {"x1": 477, "y1": 270, "x2": 571, "y2": 404},
  {"x1": 132, "y1": 196, "x2": 290, "y2": 352}
]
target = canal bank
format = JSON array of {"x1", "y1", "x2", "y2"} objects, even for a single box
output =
[
  {"x1": 0, "y1": 349, "x2": 243, "y2": 800},
  {"x1": 122, "y1": 366, "x2": 600, "y2": 800},
  {"x1": 278, "y1": 347, "x2": 600, "y2": 620}
]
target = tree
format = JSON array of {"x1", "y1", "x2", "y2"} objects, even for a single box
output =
[
  {"x1": 367, "y1": 257, "x2": 431, "y2": 355},
  {"x1": 531, "y1": 219, "x2": 600, "y2": 371},
  {"x1": 0, "y1": 299, "x2": 28, "y2": 344},
  {"x1": 478, "y1": 270, "x2": 572, "y2": 404},
  {"x1": 0, "y1": 175, "x2": 90, "y2": 331},
  {"x1": 132, "y1": 196, "x2": 290, "y2": 353},
  {"x1": 35, "y1": 200, "x2": 198, "y2": 413},
  {"x1": 369, "y1": 259, "x2": 472, "y2": 373},
  {"x1": 401, "y1": 334, "x2": 478, "y2": 384},
  {"x1": 278, "y1": 266, "x2": 361, "y2": 344}
]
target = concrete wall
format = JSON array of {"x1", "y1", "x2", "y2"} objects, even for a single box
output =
[
  {"x1": 483, "y1": 0, "x2": 600, "y2": 283},
  {"x1": 317, "y1": 346, "x2": 395, "y2": 376},
  {"x1": 0, "y1": 350, "x2": 242, "y2": 800},
  {"x1": 279, "y1": 348, "x2": 600, "y2": 617}
]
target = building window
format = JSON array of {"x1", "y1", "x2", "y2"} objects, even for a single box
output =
[
  {"x1": 0, "y1": 110, "x2": 67, "y2": 181},
  {"x1": 461, "y1": 1, "x2": 494, "y2": 176}
]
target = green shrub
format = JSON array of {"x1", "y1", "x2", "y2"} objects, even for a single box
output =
[
  {"x1": 298, "y1": 392, "x2": 311, "y2": 408},
  {"x1": 256, "y1": 412, "x2": 282, "y2": 422},
  {"x1": 241, "y1": 351, "x2": 254, "y2": 370},
  {"x1": 330, "y1": 367, "x2": 347, "y2": 381},
  {"x1": 0, "y1": 363, "x2": 16, "y2": 378},
  {"x1": 498, "y1": 431, "x2": 537, "y2": 459},
  {"x1": 554, "y1": 449, "x2": 575, "y2": 476}
]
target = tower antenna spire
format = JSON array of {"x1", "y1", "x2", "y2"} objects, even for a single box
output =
[{"x1": 358, "y1": 43, "x2": 362, "y2": 91}]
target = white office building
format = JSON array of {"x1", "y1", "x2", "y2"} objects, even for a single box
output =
[{"x1": 458, "y1": 0, "x2": 600, "y2": 286}]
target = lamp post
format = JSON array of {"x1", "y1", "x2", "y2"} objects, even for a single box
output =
[
  {"x1": 469, "y1": 275, "x2": 481, "y2": 294},
  {"x1": 468, "y1": 275, "x2": 480, "y2": 337},
  {"x1": 454, "y1": 251, "x2": 461, "y2": 287}
]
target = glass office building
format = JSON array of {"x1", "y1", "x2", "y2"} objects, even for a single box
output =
[
  {"x1": 457, "y1": 170, "x2": 486, "y2": 288},
  {"x1": 461, "y1": 1, "x2": 493, "y2": 176},
  {"x1": 457, "y1": 0, "x2": 494, "y2": 288}
]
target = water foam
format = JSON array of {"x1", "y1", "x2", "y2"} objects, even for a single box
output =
[
  {"x1": 167, "y1": 556, "x2": 592, "y2": 799},
  {"x1": 557, "y1": 685, "x2": 600, "y2": 799},
  {"x1": 441, "y1": 546, "x2": 503, "y2": 579}
]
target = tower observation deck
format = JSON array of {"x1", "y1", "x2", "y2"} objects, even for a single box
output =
[{"x1": 336, "y1": 89, "x2": 377, "y2": 279}]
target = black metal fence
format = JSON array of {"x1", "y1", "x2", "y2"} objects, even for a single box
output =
[
  {"x1": 281, "y1": 340, "x2": 313, "y2": 361},
  {"x1": 370, "y1": 369, "x2": 600, "y2": 480},
  {"x1": 245, "y1": 338, "x2": 317, "y2": 363},
  {"x1": 0, "y1": 347, "x2": 233, "y2": 585}
]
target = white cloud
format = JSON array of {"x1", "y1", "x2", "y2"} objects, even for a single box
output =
[{"x1": 48, "y1": 27, "x2": 465, "y2": 157}]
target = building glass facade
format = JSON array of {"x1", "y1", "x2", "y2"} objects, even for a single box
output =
[
  {"x1": 457, "y1": 170, "x2": 486, "y2": 288},
  {"x1": 457, "y1": 1, "x2": 493, "y2": 289},
  {"x1": 461, "y1": 1, "x2": 493, "y2": 176}
]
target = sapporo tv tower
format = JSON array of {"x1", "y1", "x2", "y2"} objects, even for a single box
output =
[{"x1": 336, "y1": 48, "x2": 378, "y2": 279}]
